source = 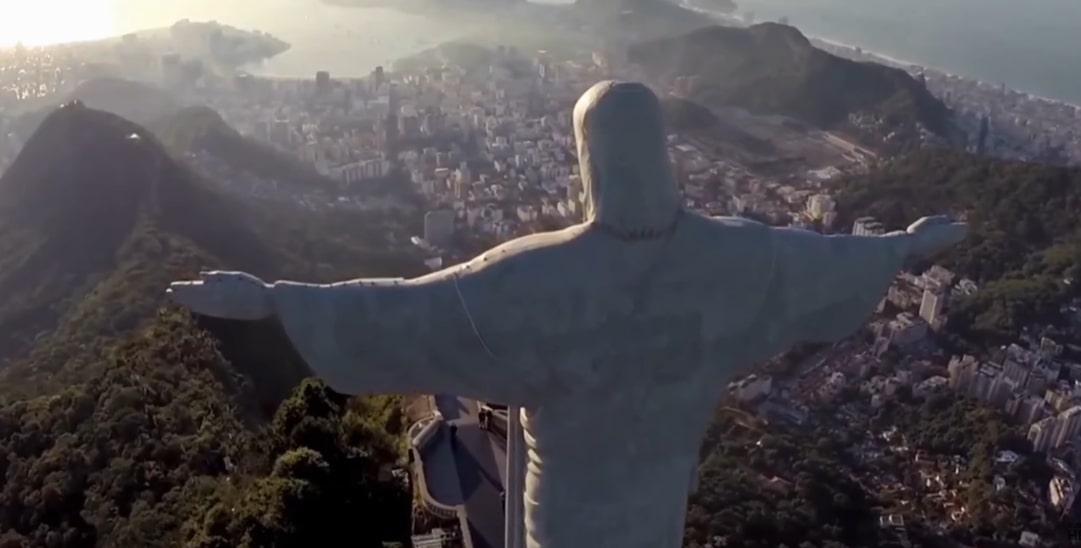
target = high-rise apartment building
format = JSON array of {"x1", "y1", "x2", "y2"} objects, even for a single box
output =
[
  {"x1": 1017, "y1": 395, "x2": 1048, "y2": 425},
  {"x1": 805, "y1": 194, "x2": 836, "y2": 221},
  {"x1": 918, "y1": 286, "x2": 945, "y2": 327},
  {"x1": 1054, "y1": 406, "x2": 1081, "y2": 448},
  {"x1": 423, "y1": 209, "x2": 456, "y2": 248},
  {"x1": 948, "y1": 355, "x2": 979, "y2": 392},
  {"x1": 1028, "y1": 416, "x2": 1058, "y2": 452},
  {"x1": 852, "y1": 216, "x2": 885, "y2": 236},
  {"x1": 315, "y1": 71, "x2": 331, "y2": 95}
]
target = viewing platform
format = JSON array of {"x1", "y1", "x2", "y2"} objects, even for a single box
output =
[{"x1": 409, "y1": 398, "x2": 474, "y2": 547}]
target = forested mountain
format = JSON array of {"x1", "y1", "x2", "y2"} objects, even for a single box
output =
[
  {"x1": 629, "y1": 24, "x2": 952, "y2": 142},
  {"x1": 659, "y1": 96, "x2": 720, "y2": 132},
  {"x1": 0, "y1": 103, "x2": 422, "y2": 546},
  {"x1": 834, "y1": 148, "x2": 1081, "y2": 344},
  {"x1": 12, "y1": 78, "x2": 344, "y2": 199}
]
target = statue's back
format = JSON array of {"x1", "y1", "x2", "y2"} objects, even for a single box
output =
[
  {"x1": 515, "y1": 214, "x2": 778, "y2": 548},
  {"x1": 460, "y1": 213, "x2": 777, "y2": 398}
]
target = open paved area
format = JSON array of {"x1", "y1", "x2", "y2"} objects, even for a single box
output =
[
  {"x1": 435, "y1": 395, "x2": 507, "y2": 548},
  {"x1": 419, "y1": 426, "x2": 464, "y2": 507}
]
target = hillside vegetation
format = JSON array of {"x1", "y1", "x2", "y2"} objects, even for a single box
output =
[
  {"x1": 660, "y1": 96, "x2": 720, "y2": 132},
  {"x1": 629, "y1": 24, "x2": 952, "y2": 143},
  {"x1": 686, "y1": 395, "x2": 1063, "y2": 547},
  {"x1": 0, "y1": 103, "x2": 423, "y2": 546},
  {"x1": 834, "y1": 148, "x2": 1081, "y2": 344}
]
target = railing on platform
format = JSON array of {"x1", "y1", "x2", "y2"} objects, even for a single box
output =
[
  {"x1": 409, "y1": 399, "x2": 474, "y2": 547},
  {"x1": 484, "y1": 407, "x2": 509, "y2": 439},
  {"x1": 411, "y1": 528, "x2": 461, "y2": 548}
]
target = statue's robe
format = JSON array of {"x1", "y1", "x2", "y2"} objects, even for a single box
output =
[{"x1": 269, "y1": 214, "x2": 911, "y2": 548}]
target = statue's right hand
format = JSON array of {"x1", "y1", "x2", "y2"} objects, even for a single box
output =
[
  {"x1": 905, "y1": 215, "x2": 967, "y2": 259},
  {"x1": 166, "y1": 271, "x2": 273, "y2": 320}
]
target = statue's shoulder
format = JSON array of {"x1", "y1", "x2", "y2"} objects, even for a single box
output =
[
  {"x1": 673, "y1": 212, "x2": 776, "y2": 284},
  {"x1": 457, "y1": 224, "x2": 587, "y2": 278},
  {"x1": 681, "y1": 213, "x2": 772, "y2": 248},
  {"x1": 697, "y1": 214, "x2": 769, "y2": 230},
  {"x1": 484, "y1": 224, "x2": 585, "y2": 259}
]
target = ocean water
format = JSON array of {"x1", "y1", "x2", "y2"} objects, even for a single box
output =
[
  {"x1": 109, "y1": 0, "x2": 463, "y2": 77},
  {"x1": 729, "y1": 0, "x2": 1081, "y2": 103}
]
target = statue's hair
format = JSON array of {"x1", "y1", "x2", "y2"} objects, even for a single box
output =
[{"x1": 574, "y1": 81, "x2": 682, "y2": 237}]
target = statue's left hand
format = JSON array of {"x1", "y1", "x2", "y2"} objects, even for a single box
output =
[
  {"x1": 906, "y1": 215, "x2": 967, "y2": 259},
  {"x1": 166, "y1": 271, "x2": 273, "y2": 320}
]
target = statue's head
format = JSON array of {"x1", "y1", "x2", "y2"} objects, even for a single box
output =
[{"x1": 574, "y1": 81, "x2": 682, "y2": 237}]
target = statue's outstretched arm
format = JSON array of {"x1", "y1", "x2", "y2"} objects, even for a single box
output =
[
  {"x1": 271, "y1": 269, "x2": 514, "y2": 401},
  {"x1": 763, "y1": 227, "x2": 912, "y2": 346}
]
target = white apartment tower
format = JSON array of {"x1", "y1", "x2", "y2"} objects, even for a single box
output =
[
  {"x1": 1028, "y1": 416, "x2": 1057, "y2": 453},
  {"x1": 423, "y1": 209, "x2": 457, "y2": 248},
  {"x1": 974, "y1": 363, "x2": 1003, "y2": 402},
  {"x1": 948, "y1": 355, "x2": 979, "y2": 391},
  {"x1": 1017, "y1": 395, "x2": 1047, "y2": 425},
  {"x1": 852, "y1": 216, "x2": 885, "y2": 236},
  {"x1": 1026, "y1": 405, "x2": 1081, "y2": 452},
  {"x1": 806, "y1": 194, "x2": 836, "y2": 220},
  {"x1": 918, "y1": 286, "x2": 946, "y2": 327},
  {"x1": 1054, "y1": 406, "x2": 1081, "y2": 448}
]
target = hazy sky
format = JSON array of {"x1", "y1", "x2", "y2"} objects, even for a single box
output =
[
  {"x1": 2, "y1": 0, "x2": 464, "y2": 78},
  {"x1": 0, "y1": 0, "x2": 576, "y2": 47},
  {"x1": 0, "y1": 0, "x2": 118, "y2": 45},
  {"x1": 0, "y1": 0, "x2": 322, "y2": 46}
]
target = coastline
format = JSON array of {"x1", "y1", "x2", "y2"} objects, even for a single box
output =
[
  {"x1": 682, "y1": 3, "x2": 1081, "y2": 109},
  {"x1": 676, "y1": 2, "x2": 925, "y2": 68},
  {"x1": 678, "y1": 0, "x2": 1076, "y2": 109},
  {"x1": 809, "y1": 34, "x2": 1080, "y2": 109},
  {"x1": 320, "y1": 0, "x2": 980, "y2": 101}
]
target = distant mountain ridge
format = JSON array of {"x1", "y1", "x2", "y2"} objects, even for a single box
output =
[
  {"x1": 12, "y1": 77, "x2": 182, "y2": 138},
  {"x1": 629, "y1": 23, "x2": 953, "y2": 143},
  {"x1": 659, "y1": 96, "x2": 719, "y2": 131},
  {"x1": 13, "y1": 77, "x2": 347, "y2": 199},
  {"x1": 151, "y1": 105, "x2": 343, "y2": 195}
]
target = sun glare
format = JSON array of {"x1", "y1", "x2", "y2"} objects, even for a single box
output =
[{"x1": 0, "y1": 0, "x2": 117, "y2": 48}]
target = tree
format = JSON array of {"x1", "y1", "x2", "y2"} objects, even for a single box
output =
[{"x1": 186, "y1": 380, "x2": 410, "y2": 547}]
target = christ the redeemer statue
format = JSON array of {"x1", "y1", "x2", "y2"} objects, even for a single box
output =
[{"x1": 167, "y1": 81, "x2": 965, "y2": 548}]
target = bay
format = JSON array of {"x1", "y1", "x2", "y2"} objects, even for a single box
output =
[{"x1": 110, "y1": 0, "x2": 462, "y2": 77}]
